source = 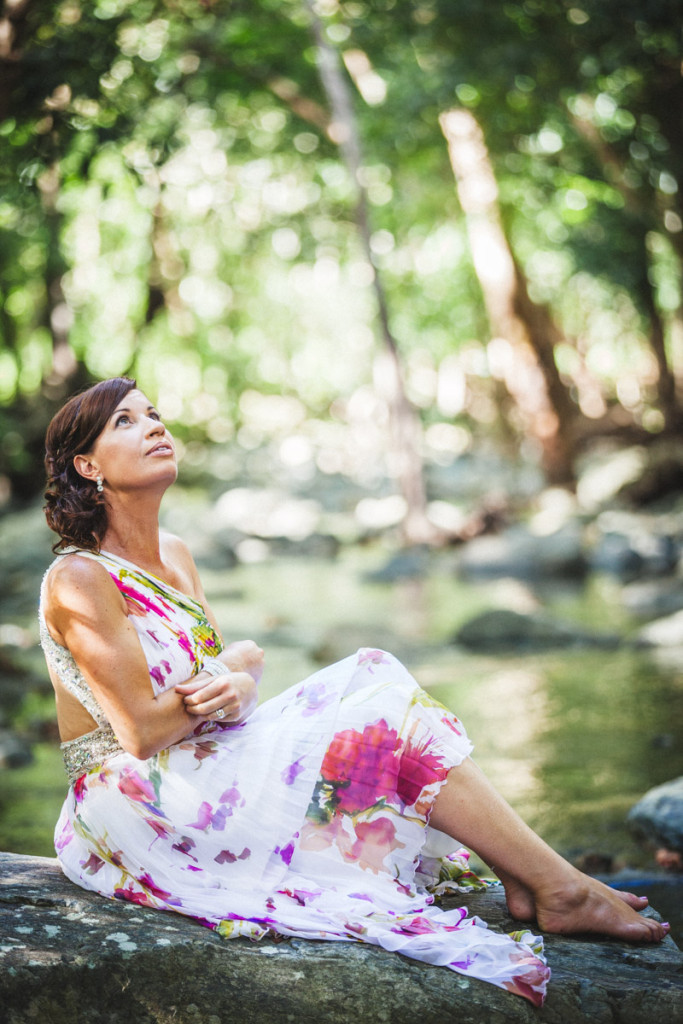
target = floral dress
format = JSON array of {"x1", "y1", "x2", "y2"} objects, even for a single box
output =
[{"x1": 39, "y1": 550, "x2": 549, "y2": 1005}]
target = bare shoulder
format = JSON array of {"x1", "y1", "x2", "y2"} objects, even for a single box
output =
[
  {"x1": 161, "y1": 530, "x2": 194, "y2": 565},
  {"x1": 47, "y1": 552, "x2": 115, "y2": 595},
  {"x1": 45, "y1": 552, "x2": 125, "y2": 623}
]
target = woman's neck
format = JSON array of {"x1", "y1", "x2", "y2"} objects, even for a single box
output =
[{"x1": 99, "y1": 492, "x2": 165, "y2": 569}]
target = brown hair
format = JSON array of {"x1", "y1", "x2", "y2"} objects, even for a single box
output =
[{"x1": 44, "y1": 377, "x2": 137, "y2": 552}]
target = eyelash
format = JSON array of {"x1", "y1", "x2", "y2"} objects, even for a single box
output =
[{"x1": 114, "y1": 412, "x2": 161, "y2": 427}]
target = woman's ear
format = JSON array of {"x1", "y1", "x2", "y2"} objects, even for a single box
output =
[{"x1": 73, "y1": 454, "x2": 100, "y2": 483}]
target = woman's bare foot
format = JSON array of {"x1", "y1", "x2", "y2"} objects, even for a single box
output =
[
  {"x1": 494, "y1": 868, "x2": 536, "y2": 921},
  {"x1": 496, "y1": 868, "x2": 649, "y2": 925},
  {"x1": 533, "y1": 873, "x2": 669, "y2": 942}
]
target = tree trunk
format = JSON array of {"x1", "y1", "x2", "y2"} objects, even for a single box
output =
[
  {"x1": 439, "y1": 108, "x2": 578, "y2": 485},
  {"x1": 571, "y1": 107, "x2": 681, "y2": 432},
  {"x1": 304, "y1": 1, "x2": 434, "y2": 543}
]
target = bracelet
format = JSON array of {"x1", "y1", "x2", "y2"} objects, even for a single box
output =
[{"x1": 202, "y1": 657, "x2": 229, "y2": 677}]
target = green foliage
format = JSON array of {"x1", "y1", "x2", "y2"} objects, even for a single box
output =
[{"x1": 0, "y1": 0, "x2": 680, "y2": 500}]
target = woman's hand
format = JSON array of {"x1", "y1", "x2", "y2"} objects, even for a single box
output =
[
  {"x1": 175, "y1": 669, "x2": 258, "y2": 725},
  {"x1": 217, "y1": 640, "x2": 265, "y2": 684}
]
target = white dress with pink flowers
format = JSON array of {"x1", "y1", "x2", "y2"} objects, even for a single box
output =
[{"x1": 39, "y1": 549, "x2": 549, "y2": 1005}]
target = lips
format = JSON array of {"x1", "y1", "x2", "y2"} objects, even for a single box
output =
[{"x1": 145, "y1": 442, "x2": 174, "y2": 456}]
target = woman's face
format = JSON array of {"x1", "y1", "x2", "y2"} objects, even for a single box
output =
[{"x1": 78, "y1": 389, "x2": 177, "y2": 492}]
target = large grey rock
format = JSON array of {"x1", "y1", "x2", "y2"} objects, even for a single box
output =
[
  {"x1": 0, "y1": 728, "x2": 32, "y2": 769},
  {"x1": 458, "y1": 524, "x2": 586, "y2": 581},
  {"x1": 629, "y1": 777, "x2": 683, "y2": 854},
  {"x1": 1, "y1": 853, "x2": 682, "y2": 1024},
  {"x1": 622, "y1": 579, "x2": 683, "y2": 620},
  {"x1": 589, "y1": 531, "x2": 678, "y2": 581},
  {"x1": 454, "y1": 609, "x2": 623, "y2": 652}
]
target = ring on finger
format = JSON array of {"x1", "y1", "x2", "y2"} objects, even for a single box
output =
[{"x1": 214, "y1": 707, "x2": 226, "y2": 720}]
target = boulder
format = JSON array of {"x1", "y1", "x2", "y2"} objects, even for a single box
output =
[
  {"x1": 458, "y1": 524, "x2": 586, "y2": 581},
  {"x1": 588, "y1": 531, "x2": 678, "y2": 581},
  {"x1": 2, "y1": 853, "x2": 682, "y2": 1024},
  {"x1": 0, "y1": 728, "x2": 33, "y2": 769},
  {"x1": 629, "y1": 777, "x2": 683, "y2": 854},
  {"x1": 621, "y1": 579, "x2": 683, "y2": 620},
  {"x1": 454, "y1": 609, "x2": 623, "y2": 652}
]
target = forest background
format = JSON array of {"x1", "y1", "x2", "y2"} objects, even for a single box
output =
[{"x1": 0, "y1": 0, "x2": 681, "y2": 525}]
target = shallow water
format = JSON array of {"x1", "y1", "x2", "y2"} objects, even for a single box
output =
[{"x1": 1, "y1": 544, "x2": 682, "y2": 933}]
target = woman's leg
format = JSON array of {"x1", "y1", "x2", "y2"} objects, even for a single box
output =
[{"x1": 429, "y1": 757, "x2": 669, "y2": 942}]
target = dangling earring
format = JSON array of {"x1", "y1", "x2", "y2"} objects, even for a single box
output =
[{"x1": 96, "y1": 476, "x2": 104, "y2": 493}]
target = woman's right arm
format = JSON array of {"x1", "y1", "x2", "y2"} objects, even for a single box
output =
[{"x1": 44, "y1": 555, "x2": 219, "y2": 759}]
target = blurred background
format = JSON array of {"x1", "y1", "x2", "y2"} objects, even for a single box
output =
[{"x1": 1, "y1": 0, "x2": 682, "y2": 934}]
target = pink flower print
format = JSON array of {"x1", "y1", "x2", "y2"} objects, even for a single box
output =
[
  {"x1": 357, "y1": 649, "x2": 391, "y2": 672},
  {"x1": 396, "y1": 736, "x2": 449, "y2": 808},
  {"x1": 397, "y1": 913, "x2": 437, "y2": 936},
  {"x1": 219, "y1": 785, "x2": 244, "y2": 810},
  {"x1": 73, "y1": 774, "x2": 88, "y2": 803},
  {"x1": 146, "y1": 630, "x2": 169, "y2": 648},
  {"x1": 149, "y1": 664, "x2": 169, "y2": 689},
  {"x1": 344, "y1": 817, "x2": 406, "y2": 875},
  {"x1": 215, "y1": 847, "x2": 251, "y2": 864},
  {"x1": 441, "y1": 713, "x2": 462, "y2": 737},
  {"x1": 145, "y1": 817, "x2": 172, "y2": 845},
  {"x1": 210, "y1": 805, "x2": 230, "y2": 831},
  {"x1": 300, "y1": 816, "x2": 355, "y2": 861},
  {"x1": 118, "y1": 770, "x2": 162, "y2": 813},
  {"x1": 450, "y1": 955, "x2": 477, "y2": 970},
  {"x1": 176, "y1": 630, "x2": 195, "y2": 662},
  {"x1": 138, "y1": 872, "x2": 179, "y2": 903},
  {"x1": 275, "y1": 841, "x2": 295, "y2": 866},
  {"x1": 81, "y1": 852, "x2": 104, "y2": 875},
  {"x1": 55, "y1": 819, "x2": 74, "y2": 851},
  {"x1": 282, "y1": 757, "x2": 306, "y2": 785},
  {"x1": 172, "y1": 836, "x2": 198, "y2": 861},
  {"x1": 115, "y1": 580, "x2": 169, "y2": 620},
  {"x1": 297, "y1": 680, "x2": 336, "y2": 717},
  {"x1": 115, "y1": 885, "x2": 154, "y2": 907},
  {"x1": 187, "y1": 800, "x2": 234, "y2": 831},
  {"x1": 278, "y1": 886, "x2": 319, "y2": 906},
  {"x1": 320, "y1": 719, "x2": 401, "y2": 814},
  {"x1": 191, "y1": 740, "x2": 219, "y2": 764},
  {"x1": 187, "y1": 801, "x2": 213, "y2": 830}
]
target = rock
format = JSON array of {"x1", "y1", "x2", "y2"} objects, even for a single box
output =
[
  {"x1": 629, "y1": 777, "x2": 683, "y2": 854},
  {"x1": 0, "y1": 728, "x2": 33, "y2": 769},
  {"x1": 458, "y1": 524, "x2": 586, "y2": 581},
  {"x1": 454, "y1": 609, "x2": 622, "y2": 652},
  {"x1": 589, "y1": 531, "x2": 678, "y2": 581},
  {"x1": 637, "y1": 610, "x2": 683, "y2": 647},
  {"x1": 365, "y1": 545, "x2": 432, "y2": 583},
  {"x1": 268, "y1": 533, "x2": 340, "y2": 559},
  {"x1": 621, "y1": 579, "x2": 683, "y2": 619},
  {"x1": 1, "y1": 853, "x2": 682, "y2": 1024}
]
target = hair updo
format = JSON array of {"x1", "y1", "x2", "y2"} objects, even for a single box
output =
[{"x1": 44, "y1": 376, "x2": 138, "y2": 552}]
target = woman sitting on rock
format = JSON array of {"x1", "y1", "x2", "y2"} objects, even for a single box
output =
[{"x1": 39, "y1": 377, "x2": 669, "y2": 1007}]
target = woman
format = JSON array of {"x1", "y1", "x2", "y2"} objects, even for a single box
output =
[{"x1": 40, "y1": 377, "x2": 668, "y2": 1007}]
